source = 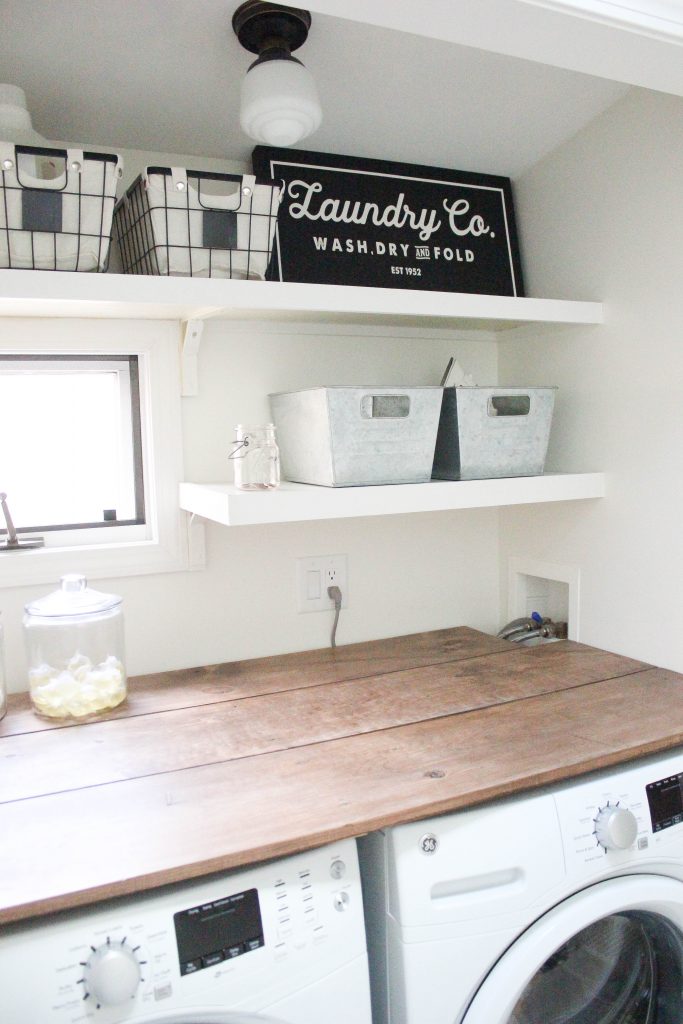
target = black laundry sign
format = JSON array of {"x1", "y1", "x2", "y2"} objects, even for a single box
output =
[{"x1": 252, "y1": 146, "x2": 524, "y2": 296}]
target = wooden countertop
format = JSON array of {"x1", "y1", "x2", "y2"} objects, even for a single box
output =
[{"x1": 2, "y1": 626, "x2": 683, "y2": 927}]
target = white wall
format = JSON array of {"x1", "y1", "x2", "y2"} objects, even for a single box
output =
[
  {"x1": 17, "y1": 84, "x2": 683, "y2": 690},
  {"x1": 499, "y1": 87, "x2": 683, "y2": 671},
  {"x1": 0, "y1": 138, "x2": 503, "y2": 692},
  {"x1": 0, "y1": 316, "x2": 500, "y2": 692}
]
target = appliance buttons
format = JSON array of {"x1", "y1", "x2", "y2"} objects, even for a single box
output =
[
  {"x1": 201, "y1": 951, "x2": 224, "y2": 968},
  {"x1": 333, "y1": 891, "x2": 350, "y2": 912},
  {"x1": 330, "y1": 859, "x2": 346, "y2": 879},
  {"x1": 225, "y1": 944, "x2": 243, "y2": 959},
  {"x1": 180, "y1": 958, "x2": 202, "y2": 976}
]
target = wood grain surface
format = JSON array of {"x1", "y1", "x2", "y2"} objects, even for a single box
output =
[
  {"x1": 0, "y1": 642, "x2": 645, "y2": 804},
  {"x1": 0, "y1": 628, "x2": 680, "y2": 927},
  {"x1": 0, "y1": 626, "x2": 509, "y2": 737}
]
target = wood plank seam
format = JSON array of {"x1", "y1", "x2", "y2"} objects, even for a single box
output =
[{"x1": 0, "y1": 662, "x2": 654, "y2": 807}]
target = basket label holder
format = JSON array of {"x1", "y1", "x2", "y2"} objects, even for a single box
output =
[
  {"x1": 202, "y1": 209, "x2": 237, "y2": 250},
  {"x1": 21, "y1": 188, "x2": 63, "y2": 232}
]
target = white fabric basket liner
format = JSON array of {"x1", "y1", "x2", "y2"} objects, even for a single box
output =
[
  {"x1": 0, "y1": 143, "x2": 122, "y2": 271},
  {"x1": 133, "y1": 168, "x2": 280, "y2": 279}
]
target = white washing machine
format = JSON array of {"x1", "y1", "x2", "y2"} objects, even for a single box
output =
[
  {"x1": 359, "y1": 749, "x2": 683, "y2": 1024},
  {"x1": 0, "y1": 837, "x2": 372, "y2": 1024}
]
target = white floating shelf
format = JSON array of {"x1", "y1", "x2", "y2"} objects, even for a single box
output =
[
  {"x1": 180, "y1": 474, "x2": 606, "y2": 527},
  {"x1": 0, "y1": 271, "x2": 603, "y2": 332}
]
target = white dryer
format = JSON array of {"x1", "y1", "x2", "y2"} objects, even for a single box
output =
[
  {"x1": 0, "y1": 837, "x2": 372, "y2": 1024},
  {"x1": 359, "y1": 749, "x2": 683, "y2": 1024}
]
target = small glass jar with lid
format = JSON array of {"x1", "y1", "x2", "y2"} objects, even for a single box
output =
[
  {"x1": 23, "y1": 574, "x2": 126, "y2": 721},
  {"x1": 229, "y1": 423, "x2": 281, "y2": 490}
]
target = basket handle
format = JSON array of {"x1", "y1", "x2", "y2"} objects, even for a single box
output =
[
  {"x1": 169, "y1": 167, "x2": 257, "y2": 211},
  {"x1": 0, "y1": 145, "x2": 91, "y2": 192}
]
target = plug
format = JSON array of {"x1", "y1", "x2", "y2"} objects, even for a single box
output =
[{"x1": 327, "y1": 585, "x2": 342, "y2": 647}]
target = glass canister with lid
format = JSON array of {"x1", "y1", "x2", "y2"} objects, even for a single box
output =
[{"x1": 23, "y1": 574, "x2": 127, "y2": 721}]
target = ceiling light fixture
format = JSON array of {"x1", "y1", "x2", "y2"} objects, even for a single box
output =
[
  {"x1": 232, "y1": 1, "x2": 322, "y2": 148},
  {"x1": 0, "y1": 84, "x2": 46, "y2": 145}
]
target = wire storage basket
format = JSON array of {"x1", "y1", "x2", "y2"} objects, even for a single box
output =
[
  {"x1": 113, "y1": 167, "x2": 281, "y2": 279},
  {"x1": 0, "y1": 143, "x2": 122, "y2": 271}
]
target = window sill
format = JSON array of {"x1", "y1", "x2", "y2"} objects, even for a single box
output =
[{"x1": 0, "y1": 515, "x2": 205, "y2": 588}]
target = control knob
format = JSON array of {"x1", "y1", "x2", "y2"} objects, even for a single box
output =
[
  {"x1": 81, "y1": 938, "x2": 143, "y2": 1007},
  {"x1": 594, "y1": 803, "x2": 638, "y2": 851}
]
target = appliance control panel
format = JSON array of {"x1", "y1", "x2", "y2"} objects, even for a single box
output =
[
  {"x1": 174, "y1": 885, "x2": 265, "y2": 976},
  {"x1": 0, "y1": 839, "x2": 365, "y2": 1024},
  {"x1": 646, "y1": 769, "x2": 683, "y2": 832},
  {"x1": 553, "y1": 750, "x2": 683, "y2": 877}
]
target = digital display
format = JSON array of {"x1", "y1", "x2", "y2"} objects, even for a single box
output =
[
  {"x1": 646, "y1": 773, "x2": 683, "y2": 832},
  {"x1": 174, "y1": 887, "x2": 264, "y2": 976}
]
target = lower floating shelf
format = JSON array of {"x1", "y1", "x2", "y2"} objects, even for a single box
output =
[{"x1": 179, "y1": 473, "x2": 606, "y2": 527}]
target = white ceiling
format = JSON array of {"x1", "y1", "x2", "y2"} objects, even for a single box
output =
[{"x1": 0, "y1": 0, "x2": 637, "y2": 178}]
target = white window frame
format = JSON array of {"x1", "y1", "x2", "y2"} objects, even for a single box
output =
[
  {"x1": 0, "y1": 353, "x2": 144, "y2": 534},
  {"x1": 0, "y1": 317, "x2": 201, "y2": 588}
]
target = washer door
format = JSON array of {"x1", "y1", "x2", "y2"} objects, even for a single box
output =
[{"x1": 462, "y1": 875, "x2": 683, "y2": 1024}]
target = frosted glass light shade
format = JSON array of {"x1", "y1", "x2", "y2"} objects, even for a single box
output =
[
  {"x1": 0, "y1": 84, "x2": 46, "y2": 144},
  {"x1": 239, "y1": 58, "x2": 322, "y2": 148}
]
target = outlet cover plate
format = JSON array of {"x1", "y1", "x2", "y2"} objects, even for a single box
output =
[{"x1": 297, "y1": 554, "x2": 348, "y2": 613}]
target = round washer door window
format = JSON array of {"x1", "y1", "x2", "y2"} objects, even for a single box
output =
[{"x1": 462, "y1": 875, "x2": 683, "y2": 1024}]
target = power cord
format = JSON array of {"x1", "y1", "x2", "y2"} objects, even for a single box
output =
[{"x1": 327, "y1": 585, "x2": 342, "y2": 648}]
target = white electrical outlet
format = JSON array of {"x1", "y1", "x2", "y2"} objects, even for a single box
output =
[{"x1": 297, "y1": 555, "x2": 349, "y2": 613}]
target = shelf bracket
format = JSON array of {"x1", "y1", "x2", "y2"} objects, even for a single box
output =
[
  {"x1": 185, "y1": 510, "x2": 206, "y2": 570},
  {"x1": 180, "y1": 319, "x2": 205, "y2": 396}
]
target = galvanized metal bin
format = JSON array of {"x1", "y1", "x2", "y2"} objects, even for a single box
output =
[
  {"x1": 269, "y1": 386, "x2": 443, "y2": 486},
  {"x1": 431, "y1": 386, "x2": 557, "y2": 480}
]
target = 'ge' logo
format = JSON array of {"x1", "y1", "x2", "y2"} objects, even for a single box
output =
[{"x1": 419, "y1": 833, "x2": 439, "y2": 854}]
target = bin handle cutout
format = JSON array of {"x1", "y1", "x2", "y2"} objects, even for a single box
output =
[
  {"x1": 488, "y1": 395, "x2": 531, "y2": 417},
  {"x1": 0, "y1": 146, "x2": 90, "y2": 192},
  {"x1": 168, "y1": 167, "x2": 256, "y2": 212},
  {"x1": 360, "y1": 395, "x2": 411, "y2": 418}
]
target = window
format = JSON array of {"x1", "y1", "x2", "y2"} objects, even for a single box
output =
[
  {"x1": 0, "y1": 354, "x2": 144, "y2": 533},
  {"x1": 0, "y1": 318, "x2": 198, "y2": 587}
]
